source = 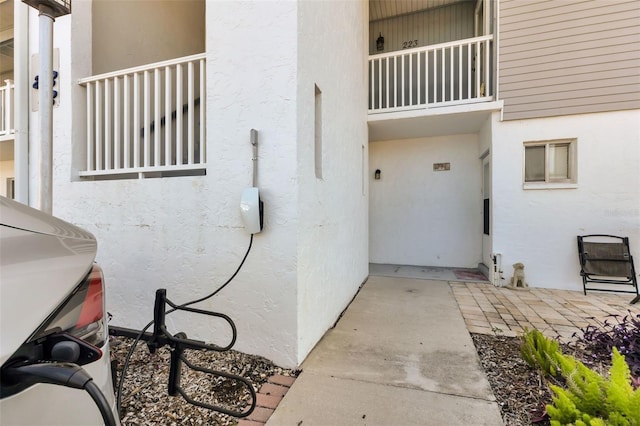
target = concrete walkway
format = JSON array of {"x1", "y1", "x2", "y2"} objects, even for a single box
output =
[{"x1": 266, "y1": 275, "x2": 503, "y2": 426}]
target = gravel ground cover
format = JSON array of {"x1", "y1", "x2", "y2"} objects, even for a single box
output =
[
  {"x1": 472, "y1": 333, "x2": 554, "y2": 425},
  {"x1": 111, "y1": 334, "x2": 596, "y2": 426},
  {"x1": 110, "y1": 336, "x2": 296, "y2": 425},
  {"x1": 111, "y1": 332, "x2": 612, "y2": 425},
  {"x1": 112, "y1": 333, "x2": 564, "y2": 426}
]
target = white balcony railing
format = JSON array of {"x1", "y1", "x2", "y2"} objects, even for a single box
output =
[
  {"x1": 78, "y1": 53, "x2": 206, "y2": 178},
  {"x1": 0, "y1": 79, "x2": 15, "y2": 140},
  {"x1": 369, "y1": 35, "x2": 494, "y2": 113}
]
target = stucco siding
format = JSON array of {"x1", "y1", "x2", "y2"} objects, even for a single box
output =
[
  {"x1": 499, "y1": 0, "x2": 640, "y2": 121},
  {"x1": 52, "y1": 1, "x2": 302, "y2": 368},
  {"x1": 479, "y1": 117, "x2": 492, "y2": 269},
  {"x1": 369, "y1": 134, "x2": 483, "y2": 268},
  {"x1": 296, "y1": 0, "x2": 369, "y2": 363},
  {"x1": 491, "y1": 109, "x2": 640, "y2": 291}
]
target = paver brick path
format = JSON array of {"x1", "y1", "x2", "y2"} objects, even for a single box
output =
[
  {"x1": 451, "y1": 282, "x2": 639, "y2": 342},
  {"x1": 238, "y1": 375, "x2": 296, "y2": 426}
]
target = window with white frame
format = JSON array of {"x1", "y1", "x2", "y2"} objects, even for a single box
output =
[{"x1": 524, "y1": 139, "x2": 576, "y2": 185}]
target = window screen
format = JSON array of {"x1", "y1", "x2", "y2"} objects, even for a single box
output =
[
  {"x1": 548, "y1": 143, "x2": 569, "y2": 180},
  {"x1": 524, "y1": 146, "x2": 545, "y2": 182}
]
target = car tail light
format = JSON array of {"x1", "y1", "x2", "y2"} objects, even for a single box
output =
[{"x1": 31, "y1": 264, "x2": 107, "y2": 348}]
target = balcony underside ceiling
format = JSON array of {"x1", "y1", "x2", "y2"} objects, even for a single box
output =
[
  {"x1": 0, "y1": 0, "x2": 13, "y2": 34},
  {"x1": 0, "y1": 140, "x2": 14, "y2": 161},
  {"x1": 0, "y1": 0, "x2": 13, "y2": 75},
  {"x1": 370, "y1": 0, "x2": 472, "y2": 22},
  {"x1": 368, "y1": 101, "x2": 502, "y2": 142}
]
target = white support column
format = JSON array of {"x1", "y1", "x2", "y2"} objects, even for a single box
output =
[
  {"x1": 36, "y1": 5, "x2": 54, "y2": 213},
  {"x1": 14, "y1": 0, "x2": 30, "y2": 204}
]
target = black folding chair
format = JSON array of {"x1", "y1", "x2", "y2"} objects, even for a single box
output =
[{"x1": 577, "y1": 235, "x2": 639, "y2": 304}]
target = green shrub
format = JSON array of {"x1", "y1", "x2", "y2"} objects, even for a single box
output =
[
  {"x1": 520, "y1": 329, "x2": 640, "y2": 425},
  {"x1": 547, "y1": 348, "x2": 640, "y2": 425},
  {"x1": 520, "y1": 328, "x2": 562, "y2": 378}
]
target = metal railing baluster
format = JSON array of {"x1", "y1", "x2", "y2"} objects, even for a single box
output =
[
  {"x1": 78, "y1": 53, "x2": 206, "y2": 177},
  {"x1": 367, "y1": 35, "x2": 493, "y2": 113}
]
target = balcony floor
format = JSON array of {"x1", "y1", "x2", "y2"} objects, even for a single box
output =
[{"x1": 368, "y1": 100, "x2": 502, "y2": 142}]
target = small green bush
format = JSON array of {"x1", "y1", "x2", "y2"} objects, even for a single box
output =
[
  {"x1": 547, "y1": 348, "x2": 640, "y2": 425},
  {"x1": 520, "y1": 328, "x2": 562, "y2": 378},
  {"x1": 520, "y1": 330, "x2": 640, "y2": 425}
]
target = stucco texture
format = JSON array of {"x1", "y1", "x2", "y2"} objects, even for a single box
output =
[
  {"x1": 295, "y1": 0, "x2": 369, "y2": 361},
  {"x1": 370, "y1": 134, "x2": 483, "y2": 268},
  {"x1": 491, "y1": 109, "x2": 640, "y2": 291},
  {"x1": 44, "y1": 0, "x2": 370, "y2": 369},
  {"x1": 47, "y1": 0, "x2": 301, "y2": 368}
]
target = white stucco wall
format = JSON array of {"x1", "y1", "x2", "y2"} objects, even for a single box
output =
[
  {"x1": 42, "y1": 1, "x2": 302, "y2": 367},
  {"x1": 296, "y1": 0, "x2": 369, "y2": 361},
  {"x1": 491, "y1": 110, "x2": 640, "y2": 291},
  {"x1": 369, "y1": 134, "x2": 483, "y2": 268}
]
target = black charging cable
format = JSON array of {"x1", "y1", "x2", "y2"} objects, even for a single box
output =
[
  {"x1": 5, "y1": 362, "x2": 117, "y2": 426},
  {"x1": 115, "y1": 234, "x2": 254, "y2": 412}
]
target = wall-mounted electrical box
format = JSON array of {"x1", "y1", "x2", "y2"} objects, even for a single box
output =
[{"x1": 240, "y1": 187, "x2": 263, "y2": 234}]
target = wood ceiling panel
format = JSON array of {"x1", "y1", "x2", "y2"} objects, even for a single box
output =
[{"x1": 370, "y1": 0, "x2": 473, "y2": 22}]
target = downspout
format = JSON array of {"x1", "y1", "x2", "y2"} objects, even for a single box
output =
[
  {"x1": 474, "y1": 0, "x2": 482, "y2": 37},
  {"x1": 14, "y1": 0, "x2": 30, "y2": 204}
]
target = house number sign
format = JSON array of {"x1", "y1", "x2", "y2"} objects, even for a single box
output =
[{"x1": 402, "y1": 40, "x2": 419, "y2": 49}]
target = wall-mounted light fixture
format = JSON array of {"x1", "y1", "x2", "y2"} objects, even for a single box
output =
[
  {"x1": 376, "y1": 33, "x2": 385, "y2": 51},
  {"x1": 374, "y1": 169, "x2": 381, "y2": 180}
]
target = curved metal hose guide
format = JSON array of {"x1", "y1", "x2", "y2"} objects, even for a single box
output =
[{"x1": 151, "y1": 289, "x2": 256, "y2": 418}]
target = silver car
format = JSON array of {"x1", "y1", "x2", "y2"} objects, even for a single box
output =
[{"x1": 0, "y1": 196, "x2": 119, "y2": 425}]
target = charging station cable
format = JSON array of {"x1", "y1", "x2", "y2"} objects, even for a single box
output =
[
  {"x1": 115, "y1": 234, "x2": 254, "y2": 413},
  {"x1": 5, "y1": 362, "x2": 117, "y2": 426}
]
